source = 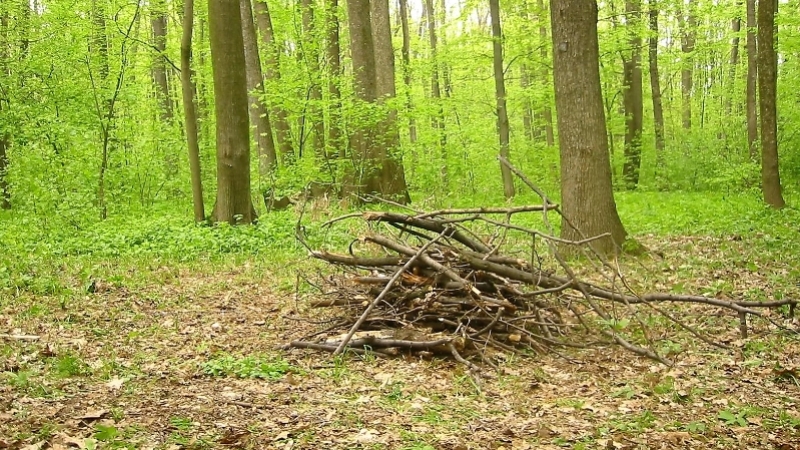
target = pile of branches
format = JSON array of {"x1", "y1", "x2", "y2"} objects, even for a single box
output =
[{"x1": 287, "y1": 159, "x2": 797, "y2": 373}]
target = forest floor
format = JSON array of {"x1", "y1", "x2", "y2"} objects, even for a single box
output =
[{"x1": 3, "y1": 194, "x2": 800, "y2": 449}]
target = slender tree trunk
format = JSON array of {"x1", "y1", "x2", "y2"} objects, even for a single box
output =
[
  {"x1": 622, "y1": 0, "x2": 643, "y2": 189},
  {"x1": 537, "y1": 0, "x2": 554, "y2": 146},
  {"x1": 438, "y1": 0, "x2": 453, "y2": 97},
  {"x1": 209, "y1": 0, "x2": 256, "y2": 223},
  {"x1": 679, "y1": 1, "x2": 695, "y2": 130},
  {"x1": 648, "y1": 0, "x2": 665, "y2": 166},
  {"x1": 757, "y1": 0, "x2": 784, "y2": 208},
  {"x1": 725, "y1": 11, "x2": 741, "y2": 116},
  {"x1": 399, "y1": 0, "x2": 417, "y2": 144},
  {"x1": 181, "y1": 0, "x2": 205, "y2": 221},
  {"x1": 550, "y1": 0, "x2": 627, "y2": 254},
  {"x1": 325, "y1": 0, "x2": 343, "y2": 158},
  {"x1": 91, "y1": 0, "x2": 110, "y2": 220},
  {"x1": 253, "y1": 0, "x2": 295, "y2": 163},
  {"x1": 489, "y1": 0, "x2": 515, "y2": 198},
  {"x1": 425, "y1": 0, "x2": 447, "y2": 185},
  {"x1": 300, "y1": 0, "x2": 326, "y2": 158},
  {"x1": 520, "y1": 64, "x2": 535, "y2": 141},
  {"x1": 746, "y1": 0, "x2": 758, "y2": 158},
  {"x1": 151, "y1": 0, "x2": 172, "y2": 121},
  {"x1": 240, "y1": 0, "x2": 277, "y2": 175},
  {"x1": 371, "y1": 0, "x2": 411, "y2": 202},
  {"x1": 0, "y1": 13, "x2": 10, "y2": 209}
]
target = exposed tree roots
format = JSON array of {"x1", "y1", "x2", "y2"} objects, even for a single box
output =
[{"x1": 286, "y1": 159, "x2": 798, "y2": 374}]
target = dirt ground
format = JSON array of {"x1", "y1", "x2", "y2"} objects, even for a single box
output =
[{"x1": 2, "y1": 236, "x2": 800, "y2": 449}]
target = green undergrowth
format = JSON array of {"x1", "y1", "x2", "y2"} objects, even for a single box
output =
[{"x1": 1, "y1": 191, "x2": 798, "y2": 298}]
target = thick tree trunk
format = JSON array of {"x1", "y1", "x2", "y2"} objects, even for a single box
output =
[
  {"x1": 253, "y1": 0, "x2": 295, "y2": 163},
  {"x1": 325, "y1": 0, "x2": 343, "y2": 157},
  {"x1": 181, "y1": 0, "x2": 205, "y2": 221},
  {"x1": 151, "y1": 0, "x2": 173, "y2": 121},
  {"x1": 209, "y1": 0, "x2": 256, "y2": 224},
  {"x1": 398, "y1": 0, "x2": 417, "y2": 144},
  {"x1": 746, "y1": 0, "x2": 758, "y2": 158},
  {"x1": 425, "y1": 0, "x2": 447, "y2": 185},
  {"x1": 537, "y1": 0, "x2": 555, "y2": 147},
  {"x1": 489, "y1": 0, "x2": 514, "y2": 198},
  {"x1": 756, "y1": 0, "x2": 784, "y2": 208},
  {"x1": 648, "y1": 0, "x2": 665, "y2": 166},
  {"x1": 371, "y1": 0, "x2": 411, "y2": 202},
  {"x1": 438, "y1": 0, "x2": 453, "y2": 97},
  {"x1": 679, "y1": 2, "x2": 695, "y2": 130},
  {"x1": 622, "y1": 0, "x2": 643, "y2": 189},
  {"x1": 240, "y1": 0, "x2": 277, "y2": 175},
  {"x1": 300, "y1": 0, "x2": 326, "y2": 158},
  {"x1": 550, "y1": 0, "x2": 627, "y2": 254}
]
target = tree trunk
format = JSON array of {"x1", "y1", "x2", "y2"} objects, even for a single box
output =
[
  {"x1": 648, "y1": 0, "x2": 665, "y2": 167},
  {"x1": 240, "y1": 0, "x2": 277, "y2": 175},
  {"x1": 725, "y1": 11, "x2": 741, "y2": 116},
  {"x1": 757, "y1": 0, "x2": 784, "y2": 208},
  {"x1": 550, "y1": 0, "x2": 627, "y2": 254},
  {"x1": 746, "y1": 0, "x2": 758, "y2": 158},
  {"x1": 537, "y1": 0, "x2": 555, "y2": 146},
  {"x1": 622, "y1": 0, "x2": 643, "y2": 189},
  {"x1": 398, "y1": 0, "x2": 417, "y2": 144},
  {"x1": 489, "y1": 0, "x2": 515, "y2": 198},
  {"x1": 209, "y1": 0, "x2": 256, "y2": 224},
  {"x1": 371, "y1": 0, "x2": 411, "y2": 202},
  {"x1": 253, "y1": 0, "x2": 295, "y2": 163},
  {"x1": 0, "y1": 13, "x2": 10, "y2": 209},
  {"x1": 91, "y1": 0, "x2": 110, "y2": 220},
  {"x1": 425, "y1": 0, "x2": 447, "y2": 185},
  {"x1": 520, "y1": 63, "x2": 535, "y2": 141},
  {"x1": 325, "y1": 0, "x2": 343, "y2": 157},
  {"x1": 151, "y1": 0, "x2": 173, "y2": 121},
  {"x1": 181, "y1": 0, "x2": 205, "y2": 221},
  {"x1": 300, "y1": 0, "x2": 326, "y2": 159},
  {"x1": 679, "y1": 1, "x2": 695, "y2": 130},
  {"x1": 438, "y1": 0, "x2": 453, "y2": 97}
]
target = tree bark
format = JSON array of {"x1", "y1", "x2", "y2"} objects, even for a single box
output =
[
  {"x1": 550, "y1": 0, "x2": 627, "y2": 254},
  {"x1": 398, "y1": 0, "x2": 417, "y2": 145},
  {"x1": 240, "y1": 0, "x2": 277, "y2": 175},
  {"x1": 520, "y1": 63, "x2": 535, "y2": 141},
  {"x1": 756, "y1": 0, "x2": 784, "y2": 208},
  {"x1": 325, "y1": 0, "x2": 343, "y2": 157},
  {"x1": 537, "y1": 0, "x2": 555, "y2": 147},
  {"x1": 725, "y1": 10, "x2": 741, "y2": 116},
  {"x1": 622, "y1": 0, "x2": 643, "y2": 189},
  {"x1": 679, "y1": 1, "x2": 695, "y2": 130},
  {"x1": 371, "y1": 0, "x2": 411, "y2": 202},
  {"x1": 648, "y1": 0, "x2": 665, "y2": 166},
  {"x1": 253, "y1": 0, "x2": 295, "y2": 163},
  {"x1": 300, "y1": 0, "x2": 326, "y2": 158},
  {"x1": 746, "y1": 0, "x2": 758, "y2": 158},
  {"x1": 151, "y1": 0, "x2": 173, "y2": 121},
  {"x1": 181, "y1": 0, "x2": 205, "y2": 221},
  {"x1": 489, "y1": 0, "x2": 515, "y2": 198},
  {"x1": 209, "y1": 0, "x2": 256, "y2": 224},
  {"x1": 0, "y1": 13, "x2": 10, "y2": 209},
  {"x1": 425, "y1": 0, "x2": 447, "y2": 185}
]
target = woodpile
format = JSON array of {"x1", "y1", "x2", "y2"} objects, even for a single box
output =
[{"x1": 286, "y1": 159, "x2": 797, "y2": 375}]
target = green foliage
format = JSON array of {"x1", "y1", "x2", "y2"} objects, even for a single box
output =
[
  {"x1": 200, "y1": 353, "x2": 296, "y2": 380},
  {"x1": 718, "y1": 409, "x2": 748, "y2": 427}
]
